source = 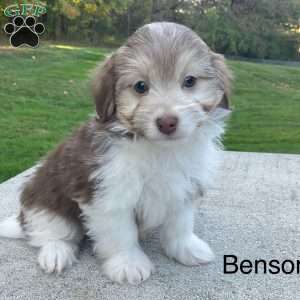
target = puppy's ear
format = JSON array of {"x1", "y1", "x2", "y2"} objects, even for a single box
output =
[
  {"x1": 211, "y1": 53, "x2": 232, "y2": 110},
  {"x1": 218, "y1": 94, "x2": 230, "y2": 110},
  {"x1": 92, "y1": 56, "x2": 116, "y2": 122}
]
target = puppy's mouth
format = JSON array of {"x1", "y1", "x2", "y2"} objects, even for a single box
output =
[
  {"x1": 144, "y1": 131, "x2": 191, "y2": 144},
  {"x1": 144, "y1": 135, "x2": 192, "y2": 149},
  {"x1": 155, "y1": 134, "x2": 187, "y2": 141}
]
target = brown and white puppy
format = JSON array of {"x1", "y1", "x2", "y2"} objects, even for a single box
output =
[{"x1": 0, "y1": 22, "x2": 232, "y2": 285}]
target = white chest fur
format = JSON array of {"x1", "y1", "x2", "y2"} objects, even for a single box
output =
[{"x1": 90, "y1": 122, "x2": 224, "y2": 232}]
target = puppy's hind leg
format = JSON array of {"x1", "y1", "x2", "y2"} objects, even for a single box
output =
[
  {"x1": 22, "y1": 209, "x2": 84, "y2": 274},
  {"x1": 0, "y1": 215, "x2": 25, "y2": 239}
]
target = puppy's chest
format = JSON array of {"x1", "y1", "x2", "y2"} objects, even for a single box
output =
[
  {"x1": 99, "y1": 138, "x2": 217, "y2": 229},
  {"x1": 135, "y1": 167, "x2": 191, "y2": 230},
  {"x1": 121, "y1": 144, "x2": 206, "y2": 229}
]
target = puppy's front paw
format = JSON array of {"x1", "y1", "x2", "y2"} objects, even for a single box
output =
[
  {"x1": 101, "y1": 248, "x2": 154, "y2": 285},
  {"x1": 163, "y1": 234, "x2": 215, "y2": 266},
  {"x1": 38, "y1": 241, "x2": 77, "y2": 274}
]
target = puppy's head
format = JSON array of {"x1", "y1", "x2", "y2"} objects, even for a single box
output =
[{"x1": 92, "y1": 22, "x2": 232, "y2": 141}]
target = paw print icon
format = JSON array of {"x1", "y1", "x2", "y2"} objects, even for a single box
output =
[{"x1": 4, "y1": 16, "x2": 45, "y2": 48}]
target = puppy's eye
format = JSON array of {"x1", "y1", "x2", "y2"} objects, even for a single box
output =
[
  {"x1": 183, "y1": 76, "x2": 197, "y2": 88},
  {"x1": 134, "y1": 81, "x2": 148, "y2": 94}
]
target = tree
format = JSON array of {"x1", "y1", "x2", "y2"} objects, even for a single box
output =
[{"x1": 1, "y1": 0, "x2": 299, "y2": 60}]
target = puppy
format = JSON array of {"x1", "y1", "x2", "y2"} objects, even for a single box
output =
[{"x1": 0, "y1": 22, "x2": 231, "y2": 284}]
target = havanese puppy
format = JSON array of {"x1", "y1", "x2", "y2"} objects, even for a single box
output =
[{"x1": 0, "y1": 22, "x2": 231, "y2": 284}]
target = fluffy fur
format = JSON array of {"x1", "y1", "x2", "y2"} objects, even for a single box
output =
[{"x1": 0, "y1": 22, "x2": 232, "y2": 284}]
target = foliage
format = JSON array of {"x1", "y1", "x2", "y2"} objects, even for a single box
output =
[
  {"x1": 175, "y1": 0, "x2": 300, "y2": 60},
  {"x1": 44, "y1": 0, "x2": 133, "y2": 44},
  {"x1": 0, "y1": 0, "x2": 299, "y2": 59}
]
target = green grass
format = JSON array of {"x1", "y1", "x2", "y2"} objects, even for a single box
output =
[
  {"x1": 0, "y1": 45, "x2": 108, "y2": 182},
  {"x1": 0, "y1": 45, "x2": 300, "y2": 182},
  {"x1": 225, "y1": 61, "x2": 300, "y2": 153}
]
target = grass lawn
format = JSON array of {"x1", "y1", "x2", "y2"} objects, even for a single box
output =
[{"x1": 1, "y1": 44, "x2": 300, "y2": 182}]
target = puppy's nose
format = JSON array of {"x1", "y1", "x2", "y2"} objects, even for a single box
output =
[{"x1": 156, "y1": 115, "x2": 178, "y2": 135}]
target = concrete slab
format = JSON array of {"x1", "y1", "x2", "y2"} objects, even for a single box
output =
[{"x1": 0, "y1": 151, "x2": 300, "y2": 300}]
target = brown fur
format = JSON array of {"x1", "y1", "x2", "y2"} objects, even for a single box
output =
[
  {"x1": 211, "y1": 53, "x2": 233, "y2": 109},
  {"x1": 92, "y1": 56, "x2": 116, "y2": 122},
  {"x1": 20, "y1": 119, "x2": 111, "y2": 222}
]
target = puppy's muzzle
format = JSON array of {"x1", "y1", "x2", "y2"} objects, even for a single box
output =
[{"x1": 156, "y1": 115, "x2": 178, "y2": 135}]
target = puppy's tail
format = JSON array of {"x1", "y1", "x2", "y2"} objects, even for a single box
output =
[{"x1": 0, "y1": 214, "x2": 25, "y2": 239}]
